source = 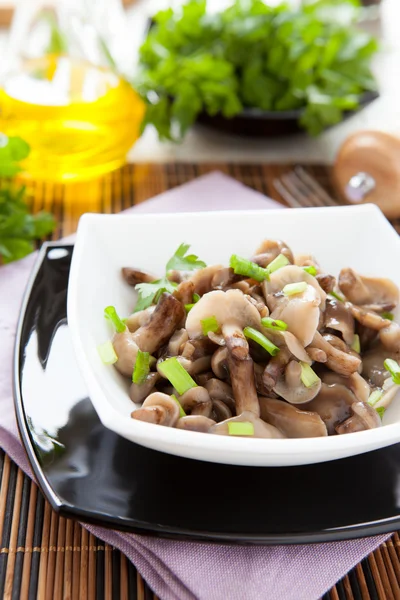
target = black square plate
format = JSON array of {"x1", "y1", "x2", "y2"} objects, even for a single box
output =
[{"x1": 13, "y1": 244, "x2": 400, "y2": 544}]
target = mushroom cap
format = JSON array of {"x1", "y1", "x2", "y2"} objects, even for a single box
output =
[
  {"x1": 212, "y1": 399, "x2": 233, "y2": 421},
  {"x1": 321, "y1": 372, "x2": 370, "y2": 403},
  {"x1": 176, "y1": 415, "x2": 216, "y2": 432},
  {"x1": 339, "y1": 268, "x2": 399, "y2": 309},
  {"x1": 132, "y1": 292, "x2": 185, "y2": 353},
  {"x1": 380, "y1": 322, "x2": 400, "y2": 352},
  {"x1": 186, "y1": 289, "x2": 261, "y2": 339},
  {"x1": 324, "y1": 297, "x2": 355, "y2": 346},
  {"x1": 131, "y1": 392, "x2": 180, "y2": 427},
  {"x1": 125, "y1": 306, "x2": 156, "y2": 333},
  {"x1": 302, "y1": 383, "x2": 356, "y2": 434},
  {"x1": 262, "y1": 330, "x2": 312, "y2": 364},
  {"x1": 209, "y1": 411, "x2": 285, "y2": 438},
  {"x1": 362, "y1": 344, "x2": 400, "y2": 387},
  {"x1": 273, "y1": 360, "x2": 321, "y2": 404},
  {"x1": 187, "y1": 264, "x2": 224, "y2": 295},
  {"x1": 252, "y1": 239, "x2": 294, "y2": 266},
  {"x1": 178, "y1": 387, "x2": 210, "y2": 412},
  {"x1": 335, "y1": 402, "x2": 381, "y2": 434},
  {"x1": 129, "y1": 372, "x2": 160, "y2": 404},
  {"x1": 263, "y1": 265, "x2": 326, "y2": 309},
  {"x1": 269, "y1": 284, "x2": 321, "y2": 347},
  {"x1": 167, "y1": 328, "x2": 189, "y2": 356},
  {"x1": 113, "y1": 331, "x2": 139, "y2": 377},
  {"x1": 205, "y1": 378, "x2": 235, "y2": 411},
  {"x1": 259, "y1": 397, "x2": 328, "y2": 438},
  {"x1": 211, "y1": 345, "x2": 229, "y2": 380}
]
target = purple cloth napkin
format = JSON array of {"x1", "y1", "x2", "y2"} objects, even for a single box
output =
[{"x1": 0, "y1": 172, "x2": 391, "y2": 600}]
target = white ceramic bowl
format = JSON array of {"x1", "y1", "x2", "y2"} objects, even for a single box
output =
[{"x1": 68, "y1": 205, "x2": 400, "y2": 466}]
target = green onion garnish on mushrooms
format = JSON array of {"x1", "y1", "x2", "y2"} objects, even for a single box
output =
[
  {"x1": 171, "y1": 394, "x2": 186, "y2": 418},
  {"x1": 185, "y1": 303, "x2": 194, "y2": 312},
  {"x1": 351, "y1": 334, "x2": 361, "y2": 353},
  {"x1": 97, "y1": 341, "x2": 118, "y2": 365},
  {"x1": 193, "y1": 293, "x2": 201, "y2": 303},
  {"x1": 132, "y1": 350, "x2": 150, "y2": 384},
  {"x1": 201, "y1": 315, "x2": 220, "y2": 336},
  {"x1": 243, "y1": 326, "x2": 280, "y2": 356},
  {"x1": 376, "y1": 407, "x2": 386, "y2": 420},
  {"x1": 382, "y1": 311, "x2": 394, "y2": 321},
  {"x1": 261, "y1": 317, "x2": 288, "y2": 331},
  {"x1": 228, "y1": 422, "x2": 254, "y2": 436},
  {"x1": 104, "y1": 305, "x2": 126, "y2": 333},
  {"x1": 368, "y1": 389, "x2": 383, "y2": 407},
  {"x1": 282, "y1": 281, "x2": 307, "y2": 296},
  {"x1": 299, "y1": 362, "x2": 320, "y2": 388},
  {"x1": 229, "y1": 254, "x2": 269, "y2": 282},
  {"x1": 266, "y1": 254, "x2": 290, "y2": 274},
  {"x1": 158, "y1": 357, "x2": 197, "y2": 395},
  {"x1": 302, "y1": 265, "x2": 317, "y2": 276},
  {"x1": 384, "y1": 358, "x2": 400, "y2": 385},
  {"x1": 329, "y1": 291, "x2": 344, "y2": 303}
]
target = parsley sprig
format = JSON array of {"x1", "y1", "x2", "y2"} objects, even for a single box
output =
[
  {"x1": 134, "y1": 243, "x2": 206, "y2": 312},
  {"x1": 0, "y1": 135, "x2": 56, "y2": 264}
]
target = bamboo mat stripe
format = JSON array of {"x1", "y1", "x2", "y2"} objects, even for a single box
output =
[{"x1": 3, "y1": 161, "x2": 400, "y2": 599}]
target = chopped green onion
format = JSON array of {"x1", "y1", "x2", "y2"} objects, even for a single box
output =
[
  {"x1": 243, "y1": 326, "x2": 280, "y2": 356},
  {"x1": 158, "y1": 357, "x2": 197, "y2": 395},
  {"x1": 266, "y1": 254, "x2": 290, "y2": 274},
  {"x1": 302, "y1": 265, "x2": 317, "y2": 276},
  {"x1": 351, "y1": 334, "x2": 361, "y2": 353},
  {"x1": 132, "y1": 350, "x2": 150, "y2": 384},
  {"x1": 185, "y1": 303, "x2": 195, "y2": 312},
  {"x1": 329, "y1": 291, "x2": 344, "y2": 302},
  {"x1": 104, "y1": 306, "x2": 126, "y2": 333},
  {"x1": 201, "y1": 315, "x2": 220, "y2": 336},
  {"x1": 384, "y1": 358, "x2": 400, "y2": 385},
  {"x1": 261, "y1": 316, "x2": 288, "y2": 332},
  {"x1": 368, "y1": 389, "x2": 383, "y2": 407},
  {"x1": 97, "y1": 340, "x2": 118, "y2": 365},
  {"x1": 376, "y1": 407, "x2": 386, "y2": 420},
  {"x1": 193, "y1": 293, "x2": 201, "y2": 303},
  {"x1": 382, "y1": 312, "x2": 394, "y2": 321},
  {"x1": 282, "y1": 281, "x2": 307, "y2": 296},
  {"x1": 228, "y1": 421, "x2": 255, "y2": 436},
  {"x1": 171, "y1": 394, "x2": 186, "y2": 418},
  {"x1": 299, "y1": 362, "x2": 320, "y2": 388},
  {"x1": 229, "y1": 254, "x2": 269, "y2": 282}
]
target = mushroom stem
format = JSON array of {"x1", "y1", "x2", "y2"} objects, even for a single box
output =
[
  {"x1": 221, "y1": 323, "x2": 249, "y2": 359},
  {"x1": 133, "y1": 293, "x2": 185, "y2": 353},
  {"x1": 228, "y1": 353, "x2": 260, "y2": 416}
]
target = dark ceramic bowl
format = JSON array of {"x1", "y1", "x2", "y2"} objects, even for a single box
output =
[{"x1": 195, "y1": 91, "x2": 379, "y2": 138}]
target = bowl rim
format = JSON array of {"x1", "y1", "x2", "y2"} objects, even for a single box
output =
[{"x1": 67, "y1": 205, "x2": 400, "y2": 465}]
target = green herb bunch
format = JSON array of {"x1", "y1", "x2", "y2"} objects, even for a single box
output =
[
  {"x1": 0, "y1": 135, "x2": 56, "y2": 264},
  {"x1": 136, "y1": 0, "x2": 378, "y2": 140}
]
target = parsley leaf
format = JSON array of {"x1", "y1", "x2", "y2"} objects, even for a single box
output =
[
  {"x1": 133, "y1": 243, "x2": 206, "y2": 312},
  {"x1": 0, "y1": 134, "x2": 56, "y2": 264},
  {"x1": 136, "y1": 0, "x2": 378, "y2": 138},
  {"x1": 166, "y1": 243, "x2": 206, "y2": 272}
]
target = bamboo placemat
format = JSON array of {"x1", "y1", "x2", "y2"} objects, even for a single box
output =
[{"x1": 2, "y1": 162, "x2": 400, "y2": 600}]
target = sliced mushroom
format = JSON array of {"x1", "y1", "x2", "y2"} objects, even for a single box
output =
[
  {"x1": 335, "y1": 402, "x2": 381, "y2": 434},
  {"x1": 173, "y1": 280, "x2": 195, "y2": 305},
  {"x1": 252, "y1": 239, "x2": 294, "y2": 267},
  {"x1": 315, "y1": 274, "x2": 335, "y2": 294},
  {"x1": 210, "y1": 410, "x2": 285, "y2": 438},
  {"x1": 178, "y1": 355, "x2": 212, "y2": 375},
  {"x1": 348, "y1": 303, "x2": 391, "y2": 331},
  {"x1": 187, "y1": 265, "x2": 225, "y2": 296},
  {"x1": 212, "y1": 399, "x2": 233, "y2": 421},
  {"x1": 211, "y1": 346, "x2": 229, "y2": 379},
  {"x1": 259, "y1": 397, "x2": 328, "y2": 438},
  {"x1": 167, "y1": 329, "x2": 189, "y2": 356},
  {"x1": 263, "y1": 265, "x2": 326, "y2": 309},
  {"x1": 262, "y1": 330, "x2": 312, "y2": 364},
  {"x1": 339, "y1": 268, "x2": 399, "y2": 311},
  {"x1": 261, "y1": 348, "x2": 291, "y2": 390},
  {"x1": 362, "y1": 344, "x2": 400, "y2": 387},
  {"x1": 205, "y1": 378, "x2": 236, "y2": 412},
  {"x1": 207, "y1": 331, "x2": 225, "y2": 346},
  {"x1": 186, "y1": 289, "x2": 261, "y2": 359},
  {"x1": 178, "y1": 387, "x2": 211, "y2": 413},
  {"x1": 245, "y1": 294, "x2": 269, "y2": 318},
  {"x1": 273, "y1": 360, "x2": 321, "y2": 404},
  {"x1": 191, "y1": 400, "x2": 213, "y2": 417},
  {"x1": 121, "y1": 267, "x2": 155, "y2": 286},
  {"x1": 133, "y1": 293, "x2": 185, "y2": 354},
  {"x1": 125, "y1": 306, "x2": 156, "y2": 333},
  {"x1": 181, "y1": 338, "x2": 215, "y2": 360},
  {"x1": 113, "y1": 331, "x2": 140, "y2": 377},
  {"x1": 269, "y1": 285, "x2": 321, "y2": 347},
  {"x1": 324, "y1": 297, "x2": 355, "y2": 345},
  {"x1": 195, "y1": 371, "x2": 214, "y2": 386},
  {"x1": 294, "y1": 254, "x2": 320, "y2": 271},
  {"x1": 211, "y1": 267, "x2": 239, "y2": 290},
  {"x1": 131, "y1": 393, "x2": 179, "y2": 426},
  {"x1": 302, "y1": 383, "x2": 356, "y2": 434},
  {"x1": 129, "y1": 372, "x2": 160, "y2": 404},
  {"x1": 228, "y1": 353, "x2": 260, "y2": 416},
  {"x1": 176, "y1": 416, "x2": 216, "y2": 432},
  {"x1": 321, "y1": 371, "x2": 370, "y2": 403},
  {"x1": 312, "y1": 331, "x2": 361, "y2": 376},
  {"x1": 379, "y1": 322, "x2": 400, "y2": 352}
]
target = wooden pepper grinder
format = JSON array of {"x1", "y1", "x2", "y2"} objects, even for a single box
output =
[{"x1": 333, "y1": 131, "x2": 400, "y2": 219}]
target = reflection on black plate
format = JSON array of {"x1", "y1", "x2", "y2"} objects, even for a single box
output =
[
  {"x1": 13, "y1": 244, "x2": 400, "y2": 544},
  {"x1": 196, "y1": 91, "x2": 379, "y2": 138}
]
